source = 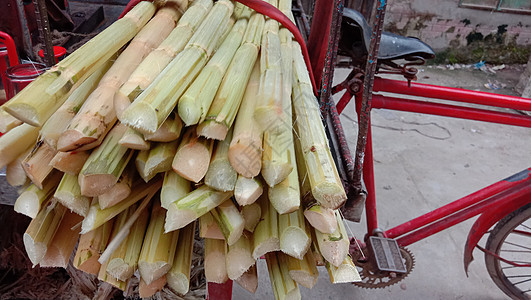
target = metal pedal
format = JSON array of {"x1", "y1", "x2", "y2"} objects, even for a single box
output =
[{"x1": 369, "y1": 236, "x2": 407, "y2": 273}]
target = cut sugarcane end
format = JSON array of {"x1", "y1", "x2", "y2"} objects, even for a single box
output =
[
  {"x1": 269, "y1": 186, "x2": 299, "y2": 215},
  {"x1": 262, "y1": 162, "x2": 293, "y2": 187},
  {"x1": 3, "y1": 104, "x2": 40, "y2": 127},
  {"x1": 304, "y1": 206, "x2": 337, "y2": 234},
  {"x1": 234, "y1": 176, "x2": 263, "y2": 206},
  {"x1": 167, "y1": 272, "x2": 189, "y2": 295},
  {"x1": 196, "y1": 120, "x2": 228, "y2": 140},
  {"x1": 280, "y1": 227, "x2": 311, "y2": 260},
  {"x1": 313, "y1": 183, "x2": 347, "y2": 210},
  {"x1": 14, "y1": 193, "x2": 40, "y2": 219},
  {"x1": 164, "y1": 207, "x2": 197, "y2": 232},
  {"x1": 228, "y1": 143, "x2": 262, "y2": 178},
  {"x1": 55, "y1": 191, "x2": 90, "y2": 217},
  {"x1": 22, "y1": 233, "x2": 46, "y2": 266},
  {"x1": 107, "y1": 258, "x2": 134, "y2": 281},
  {"x1": 121, "y1": 102, "x2": 159, "y2": 134},
  {"x1": 177, "y1": 97, "x2": 202, "y2": 126},
  {"x1": 327, "y1": 256, "x2": 361, "y2": 284},
  {"x1": 79, "y1": 173, "x2": 117, "y2": 197},
  {"x1": 252, "y1": 238, "x2": 279, "y2": 260},
  {"x1": 57, "y1": 129, "x2": 97, "y2": 152},
  {"x1": 205, "y1": 160, "x2": 237, "y2": 192},
  {"x1": 172, "y1": 144, "x2": 211, "y2": 183},
  {"x1": 138, "y1": 261, "x2": 171, "y2": 286}
]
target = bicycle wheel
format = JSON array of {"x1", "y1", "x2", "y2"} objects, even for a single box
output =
[{"x1": 484, "y1": 203, "x2": 531, "y2": 300}]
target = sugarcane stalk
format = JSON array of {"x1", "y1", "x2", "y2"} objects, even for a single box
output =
[
  {"x1": 265, "y1": 251, "x2": 301, "y2": 300},
  {"x1": 136, "y1": 140, "x2": 179, "y2": 182},
  {"x1": 226, "y1": 233, "x2": 255, "y2": 280},
  {"x1": 210, "y1": 199, "x2": 245, "y2": 246},
  {"x1": 304, "y1": 205, "x2": 337, "y2": 234},
  {"x1": 199, "y1": 212, "x2": 225, "y2": 240},
  {"x1": 98, "y1": 256, "x2": 129, "y2": 291},
  {"x1": 261, "y1": 129, "x2": 293, "y2": 187},
  {"x1": 6, "y1": 146, "x2": 31, "y2": 186},
  {"x1": 40, "y1": 58, "x2": 112, "y2": 149},
  {"x1": 279, "y1": 208, "x2": 310, "y2": 260},
  {"x1": 144, "y1": 112, "x2": 182, "y2": 142},
  {"x1": 234, "y1": 175, "x2": 263, "y2": 206},
  {"x1": 204, "y1": 238, "x2": 228, "y2": 283},
  {"x1": 119, "y1": 127, "x2": 150, "y2": 150},
  {"x1": 178, "y1": 13, "x2": 249, "y2": 126},
  {"x1": 79, "y1": 124, "x2": 134, "y2": 197},
  {"x1": 242, "y1": 202, "x2": 261, "y2": 233},
  {"x1": 55, "y1": 172, "x2": 91, "y2": 216},
  {"x1": 268, "y1": 144, "x2": 300, "y2": 215},
  {"x1": 205, "y1": 128, "x2": 237, "y2": 191},
  {"x1": 292, "y1": 43, "x2": 346, "y2": 209},
  {"x1": 252, "y1": 192, "x2": 279, "y2": 260},
  {"x1": 114, "y1": 0, "x2": 213, "y2": 119},
  {"x1": 171, "y1": 127, "x2": 214, "y2": 183},
  {"x1": 50, "y1": 150, "x2": 91, "y2": 175},
  {"x1": 167, "y1": 221, "x2": 195, "y2": 295},
  {"x1": 22, "y1": 140, "x2": 57, "y2": 189},
  {"x1": 3, "y1": 2, "x2": 157, "y2": 127},
  {"x1": 74, "y1": 219, "x2": 115, "y2": 275},
  {"x1": 0, "y1": 123, "x2": 39, "y2": 169},
  {"x1": 293, "y1": 130, "x2": 314, "y2": 205},
  {"x1": 139, "y1": 201, "x2": 180, "y2": 285},
  {"x1": 196, "y1": 12, "x2": 264, "y2": 140},
  {"x1": 23, "y1": 200, "x2": 67, "y2": 266},
  {"x1": 165, "y1": 185, "x2": 233, "y2": 232},
  {"x1": 98, "y1": 162, "x2": 135, "y2": 209},
  {"x1": 139, "y1": 275, "x2": 167, "y2": 298},
  {"x1": 326, "y1": 255, "x2": 361, "y2": 284},
  {"x1": 287, "y1": 251, "x2": 318, "y2": 289},
  {"x1": 314, "y1": 211, "x2": 349, "y2": 267},
  {"x1": 14, "y1": 172, "x2": 62, "y2": 218},
  {"x1": 120, "y1": 0, "x2": 233, "y2": 134},
  {"x1": 161, "y1": 170, "x2": 190, "y2": 209},
  {"x1": 0, "y1": 109, "x2": 22, "y2": 133},
  {"x1": 310, "y1": 230, "x2": 325, "y2": 267},
  {"x1": 228, "y1": 62, "x2": 262, "y2": 178},
  {"x1": 57, "y1": 5, "x2": 181, "y2": 151},
  {"x1": 235, "y1": 264, "x2": 258, "y2": 294},
  {"x1": 40, "y1": 211, "x2": 83, "y2": 268},
  {"x1": 81, "y1": 179, "x2": 162, "y2": 234}
]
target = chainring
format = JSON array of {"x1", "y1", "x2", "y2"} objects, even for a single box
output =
[{"x1": 353, "y1": 247, "x2": 415, "y2": 289}]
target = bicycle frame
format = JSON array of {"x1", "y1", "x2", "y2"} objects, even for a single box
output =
[{"x1": 337, "y1": 77, "x2": 531, "y2": 248}]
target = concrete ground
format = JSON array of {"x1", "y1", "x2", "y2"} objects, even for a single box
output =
[{"x1": 233, "y1": 64, "x2": 530, "y2": 299}]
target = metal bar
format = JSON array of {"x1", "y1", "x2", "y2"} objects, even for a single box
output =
[
  {"x1": 373, "y1": 77, "x2": 531, "y2": 112},
  {"x1": 34, "y1": 0, "x2": 56, "y2": 66},
  {"x1": 15, "y1": 0, "x2": 34, "y2": 59},
  {"x1": 306, "y1": 0, "x2": 333, "y2": 85},
  {"x1": 386, "y1": 168, "x2": 531, "y2": 239},
  {"x1": 371, "y1": 95, "x2": 531, "y2": 128},
  {"x1": 206, "y1": 280, "x2": 233, "y2": 300},
  {"x1": 396, "y1": 180, "x2": 531, "y2": 247},
  {"x1": 364, "y1": 121, "x2": 378, "y2": 235}
]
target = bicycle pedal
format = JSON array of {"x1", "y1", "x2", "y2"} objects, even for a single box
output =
[{"x1": 369, "y1": 236, "x2": 407, "y2": 273}]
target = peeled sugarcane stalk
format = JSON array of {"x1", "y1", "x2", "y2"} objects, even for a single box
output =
[
  {"x1": 261, "y1": 129, "x2": 293, "y2": 187},
  {"x1": 161, "y1": 170, "x2": 190, "y2": 209},
  {"x1": 139, "y1": 201, "x2": 180, "y2": 285},
  {"x1": 54, "y1": 172, "x2": 91, "y2": 216},
  {"x1": 0, "y1": 109, "x2": 22, "y2": 133},
  {"x1": 228, "y1": 62, "x2": 262, "y2": 178},
  {"x1": 167, "y1": 222, "x2": 195, "y2": 295},
  {"x1": 326, "y1": 255, "x2": 361, "y2": 284},
  {"x1": 310, "y1": 231, "x2": 325, "y2": 267},
  {"x1": 115, "y1": 0, "x2": 213, "y2": 119},
  {"x1": 178, "y1": 12, "x2": 249, "y2": 126},
  {"x1": 165, "y1": 185, "x2": 233, "y2": 232},
  {"x1": 40, "y1": 211, "x2": 83, "y2": 268},
  {"x1": 105, "y1": 204, "x2": 149, "y2": 281},
  {"x1": 314, "y1": 211, "x2": 349, "y2": 267},
  {"x1": 235, "y1": 264, "x2": 258, "y2": 294},
  {"x1": 304, "y1": 205, "x2": 337, "y2": 234},
  {"x1": 14, "y1": 172, "x2": 62, "y2": 218},
  {"x1": 204, "y1": 238, "x2": 228, "y2": 284},
  {"x1": 291, "y1": 43, "x2": 346, "y2": 209},
  {"x1": 196, "y1": 12, "x2": 264, "y2": 140},
  {"x1": 79, "y1": 124, "x2": 134, "y2": 197},
  {"x1": 0, "y1": 123, "x2": 39, "y2": 169},
  {"x1": 242, "y1": 202, "x2": 261, "y2": 232},
  {"x1": 23, "y1": 200, "x2": 67, "y2": 266},
  {"x1": 40, "y1": 59, "x2": 112, "y2": 149},
  {"x1": 234, "y1": 175, "x2": 263, "y2": 206},
  {"x1": 3, "y1": 2, "x2": 157, "y2": 127},
  {"x1": 279, "y1": 208, "x2": 310, "y2": 260},
  {"x1": 144, "y1": 112, "x2": 182, "y2": 142},
  {"x1": 205, "y1": 128, "x2": 237, "y2": 191},
  {"x1": 199, "y1": 212, "x2": 225, "y2": 240},
  {"x1": 22, "y1": 140, "x2": 57, "y2": 189},
  {"x1": 57, "y1": 5, "x2": 182, "y2": 151},
  {"x1": 226, "y1": 233, "x2": 255, "y2": 280},
  {"x1": 50, "y1": 150, "x2": 91, "y2": 175},
  {"x1": 74, "y1": 219, "x2": 115, "y2": 275},
  {"x1": 119, "y1": 127, "x2": 150, "y2": 150},
  {"x1": 98, "y1": 256, "x2": 129, "y2": 291},
  {"x1": 265, "y1": 251, "x2": 301, "y2": 300},
  {"x1": 6, "y1": 146, "x2": 31, "y2": 186},
  {"x1": 252, "y1": 192, "x2": 279, "y2": 260},
  {"x1": 120, "y1": 0, "x2": 233, "y2": 134},
  {"x1": 81, "y1": 179, "x2": 162, "y2": 234},
  {"x1": 269, "y1": 143, "x2": 300, "y2": 214},
  {"x1": 97, "y1": 162, "x2": 135, "y2": 209},
  {"x1": 171, "y1": 127, "x2": 214, "y2": 183},
  {"x1": 139, "y1": 275, "x2": 167, "y2": 298},
  {"x1": 287, "y1": 251, "x2": 319, "y2": 289},
  {"x1": 210, "y1": 199, "x2": 244, "y2": 246},
  {"x1": 136, "y1": 140, "x2": 179, "y2": 182}
]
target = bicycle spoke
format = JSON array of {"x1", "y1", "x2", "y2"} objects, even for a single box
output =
[
  {"x1": 519, "y1": 223, "x2": 531, "y2": 231},
  {"x1": 503, "y1": 241, "x2": 531, "y2": 251},
  {"x1": 500, "y1": 249, "x2": 531, "y2": 253},
  {"x1": 512, "y1": 278, "x2": 531, "y2": 286},
  {"x1": 506, "y1": 275, "x2": 531, "y2": 279}
]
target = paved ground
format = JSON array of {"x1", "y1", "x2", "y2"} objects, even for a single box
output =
[{"x1": 233, "y1": 64, "x2": 529, "y2": 299}]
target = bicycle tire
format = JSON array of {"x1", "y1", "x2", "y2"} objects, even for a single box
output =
[{"x1": 484, "y1": 203, "x2": 531, "y2": 300}]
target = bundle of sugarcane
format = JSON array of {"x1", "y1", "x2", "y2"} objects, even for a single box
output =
[{"x1": 0, "y1": 0, "x2": 360, "y2": 298}]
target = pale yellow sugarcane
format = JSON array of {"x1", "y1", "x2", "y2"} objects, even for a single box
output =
[
  {"x1": 40, "y1": 211, "x2": 83, "y2": 268},
  {"x1": 161, "y1": 170, "x2": 190, "y2": 209},
  {"x1": 0, "y1": 123, "x2": 39, "y2": 169},
  {"x1": 265, "y1": 251, "x2": 301, "y2": 300},
  {"x1": 14, "y1": 172, "x2": 62, "y2": 218},
  {"x1": 167, "y1": 222, "x2": 195, "y2": 295},
  {"x1": 50, "y1": 150, "x2": 91, "y2": 175},
  {"x1": 54, "y1": 172, "x2": 91, "y2": 217}
]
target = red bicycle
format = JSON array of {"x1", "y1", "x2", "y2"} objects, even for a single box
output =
[{"x1": 324, "y1": 5, "x2": 531, "y2": 300}]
